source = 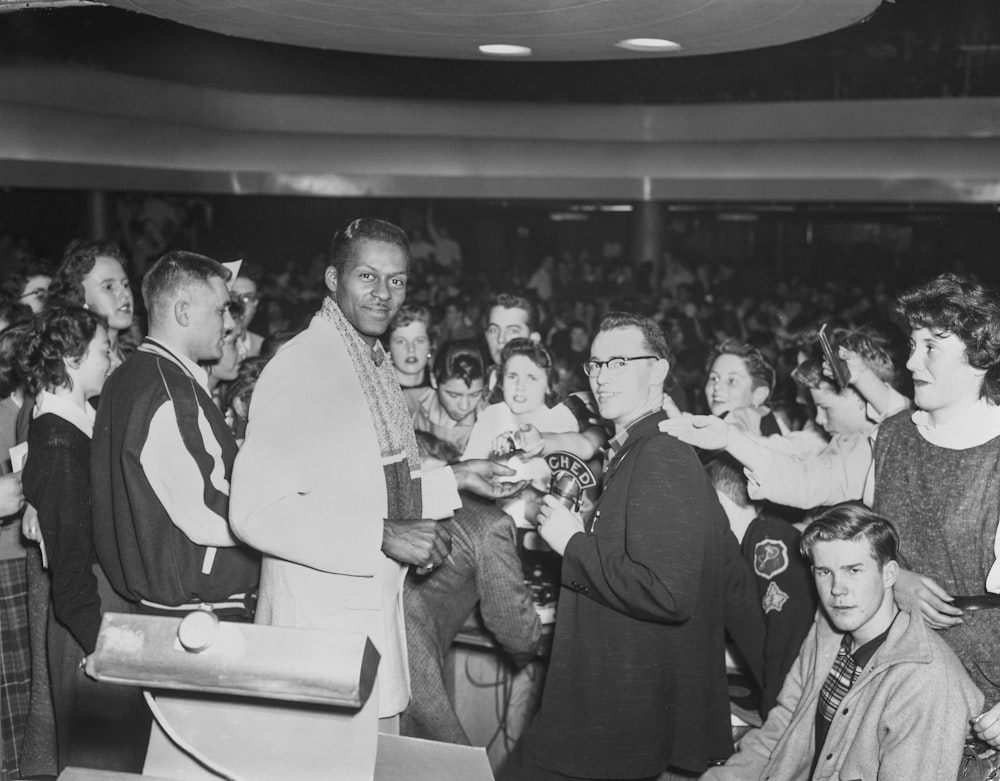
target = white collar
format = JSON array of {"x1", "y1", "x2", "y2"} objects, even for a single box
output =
[
  {"x1": 34, "y1": 390, "x2": 95, "y2": 438},
  {"x1": 912, "y1": 397, "x2": 1000, "y2": 449},
  {"x1": 140, "y1": 338, "x2": 211, "y2": 392}
]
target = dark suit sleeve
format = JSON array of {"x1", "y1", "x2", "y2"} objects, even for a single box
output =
[
  {"x1": 561, "y1": 434, "x2": 714, "y2": 622},
  {"x1": 24, "y1": 439, "x2": 102, "y2": 654}
]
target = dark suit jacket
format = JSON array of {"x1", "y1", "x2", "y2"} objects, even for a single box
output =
[{"x1": 535, "y1": 411, "x2": 757, "y2": 777}]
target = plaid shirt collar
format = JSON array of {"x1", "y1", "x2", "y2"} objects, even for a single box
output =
[{"x1": 605, "y1": 407, "x2": 662, "y2": 466}]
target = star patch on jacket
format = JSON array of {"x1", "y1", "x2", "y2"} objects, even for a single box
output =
[{"x1": 761, "y1": 581, "x2": 790, "y2": 614}]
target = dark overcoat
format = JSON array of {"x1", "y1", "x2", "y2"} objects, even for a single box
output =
[{"x1": 535, "y1": 411, "x2": 753, "y2": 777}]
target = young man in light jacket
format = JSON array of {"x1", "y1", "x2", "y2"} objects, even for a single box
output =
[{"x1": 704, "y1": 502, "x2": 982, "y2": 781}]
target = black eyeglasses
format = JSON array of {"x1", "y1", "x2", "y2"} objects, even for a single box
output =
[
  {"x1": 19, "y1": 287, "x2": 48, "y2": 302},
  {"x1": 582, "y1": 355, "x2": 659, "y2": 378},
  {"x1": 232, "y1": 293, "x2": 259, "y2": 305}
]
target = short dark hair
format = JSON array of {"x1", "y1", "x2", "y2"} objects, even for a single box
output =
[
  {"x1": 800, "y1": 502, "x2": 900, "y2": 568},
  {"x1": 19, "y1": 307, "x2": 104, "y2": 396},
  {"x1": 499, "y1": 337, "x2": 557, "y2": 406},
  {"x1": 433, "y1": 339, "x2": 485, "y2": 388},
  {"x1": 707, "y1": 339, "x2": 775, "y2": 398},
  {"x1": 415, "y1": 430, "x2": 462, "y2": 466},
  {"x1": 141, "y1": 250, "x2": 230, "y2": 325},
  {"x1": 893, "y1": 273, "x2": 1000, "y2": 403},
  {"x1": 597, "y1": 311, "x2": 672, "y2": 364},
  {"x1": 2, "y1": 256, "x2": 54, "y2": 303},
  {"x1": 836, "y1": 328, "x2": 896, "y2": 385},
  {"x1": 328, "y1": 218, "x2": 410, "y2": 275},
  {"x1": 488, "y1": 293, "x2": 539, "y2": 333},
  {"x1": 49, "y1": 239, "x2": 128, "y2": 309},
  {"x1": 791, "y1": 357, "x2": 835, "y2": 393},
  {"x1": 706, "y1": 457, "x2": 752, "y2": 509},
  {"x1": 388, "y1": 304, "x2": 432, "y2": 338}
]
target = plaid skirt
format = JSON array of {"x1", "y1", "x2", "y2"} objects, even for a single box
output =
[{"x1": 0, "y1": 556, "x2": 30, "y2": 781}]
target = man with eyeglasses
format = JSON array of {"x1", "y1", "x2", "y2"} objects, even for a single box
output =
[
  {"x1": 1, "y1": 257, "x2": 53, "y2": 315},
  {"x1": 230, "y1": 270, "x2": 264, "y2": 357},
  {"x1": 501, "y1": 311, "x2": 762, "y2": 781}
]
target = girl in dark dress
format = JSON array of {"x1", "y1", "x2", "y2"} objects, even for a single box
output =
[{"x1": 19, "y1": 307, "x2": 147, "y2": 773}]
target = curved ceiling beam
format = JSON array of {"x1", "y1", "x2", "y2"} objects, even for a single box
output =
[{"x1": 1, "y1": 66, "x2": 999, "y2": 203}]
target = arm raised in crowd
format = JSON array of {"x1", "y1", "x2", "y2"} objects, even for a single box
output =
[
  {"x1": 661, "y1": 415, "x2": 872, "y2": 508},
  {"x1": 500, "y1": 421, "x2": 605, "y2": 461},
  {"x1": 835, "y1": 345, "x2": 910, "y2": 421}
]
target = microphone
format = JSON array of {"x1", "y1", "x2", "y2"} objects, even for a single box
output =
[
  {"x1": 544, "y1": 452, "x2": 597, "y2": 513},
  {"x1": 549, "y1": 469, "x2": 584, "y2": 512}
]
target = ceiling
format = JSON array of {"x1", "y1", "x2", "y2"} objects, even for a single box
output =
[{"x1": 100, "y1": 0, "x2": 882, "y2": 61}]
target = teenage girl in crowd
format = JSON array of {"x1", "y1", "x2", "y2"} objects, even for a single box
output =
[
  {"x1": 386, "y1": 304, "x2": 433, "y2": 389},
  {"x1": 404, "y1": 339, "x2": 488, "y2": 454},
  {"x1": 48, "y1": 240, "x2": 135, "y2": 371},
  {"x1": 463, "y1": 339, "x2": 590, "y2": 528},
  {"x1": 19, "y1": 308, "x2": 147, "y2": 774}
]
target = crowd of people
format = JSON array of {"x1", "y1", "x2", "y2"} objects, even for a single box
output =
[{"x1": 0, "y1": 219, "x2": 999, "y2": 781}]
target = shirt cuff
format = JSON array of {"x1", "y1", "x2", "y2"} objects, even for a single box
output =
[
  {"x1": 744, "y1": 449, "x2": 773, "y2": 500},
  {"x1": 422, "y1": 466, "x2": 461, "y2": 520}
]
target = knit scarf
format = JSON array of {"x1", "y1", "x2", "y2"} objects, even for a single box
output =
[{"x1": 319, "y1": 296, "x2": 421, "y2": 479}]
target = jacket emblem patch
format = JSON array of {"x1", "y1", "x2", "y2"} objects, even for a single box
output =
[
  {"x1": 753, "y1": 538, "x2": 790, "y2": 580},
  {"x1": 762, "y1": 581, "x2": 790, "y2": 614}
]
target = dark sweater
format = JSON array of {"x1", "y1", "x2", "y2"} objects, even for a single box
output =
[
  {"x1": 874, "y1": 408, "x2": 1000, "y2": 705},
  {"x1": 23, "y1": 414, "x2": 101, "y2": 653},
  {"x1": 91, "y1": 347, "x2": 259, "y2": 609},
  {"x1": 536, "y1": 412, "x2": 762, "y2": 776}
]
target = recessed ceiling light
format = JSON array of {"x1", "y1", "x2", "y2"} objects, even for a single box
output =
[
  {"x1": 615, "y1": 38, "x2": 682, "y2": 53},
  {"x1": 478, "y1": 44, "x2": 533, "y2": 57}
]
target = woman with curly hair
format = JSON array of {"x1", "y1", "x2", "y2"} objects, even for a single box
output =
[
  {"x1": 873, "y1": 273, "x2": 1000, "y2": 752},
  {"x1": 48, "y1": 239, "x2": 135, "y2": 371},
  {"x1": 19, "y1": 307, "x2": 147, "y2": 773}
]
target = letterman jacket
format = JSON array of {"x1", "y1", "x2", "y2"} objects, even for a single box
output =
[{"x1": 91, "y1": 339, "x2": 258, "y2": 612}]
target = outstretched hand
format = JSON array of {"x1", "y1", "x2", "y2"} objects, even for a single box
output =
[
  {"x1": 659, "y1": 414, "x2": 729, "y2": 451},
  {"x1": 490, "y1": 423, "x2": 544, "y2": 458},
  {"x1": 452, "y1": 459, "x2": 529, "y2": 500}
]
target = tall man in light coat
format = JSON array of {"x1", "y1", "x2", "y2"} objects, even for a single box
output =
[{"x1": 230, "y1": 218, "x2": 522, "y2": 731}]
